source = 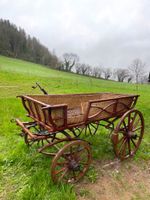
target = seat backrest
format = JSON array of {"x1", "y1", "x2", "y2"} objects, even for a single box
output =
[
  {"x1": 20, "y1": 95, "x2": 67, "y2": 130},
  {"x1": 20, "y1": 95, "x2": 48, "y2": 124}
]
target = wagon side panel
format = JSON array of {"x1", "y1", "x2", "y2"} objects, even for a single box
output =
[{"x1": 85, "y1": 96, "x2": 138, "y2": 122}]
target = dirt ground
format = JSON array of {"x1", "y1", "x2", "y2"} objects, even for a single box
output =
[{"x1": 75, "y1": 159, "x2": 150, "y2": 200}]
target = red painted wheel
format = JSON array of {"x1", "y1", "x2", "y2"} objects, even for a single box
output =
[
  {"x1": 112, "y1": 109, "x2": 144, "y2": 160},
  {"x1": 51, "y1": 140, "x2": 92, "y2": 183}
]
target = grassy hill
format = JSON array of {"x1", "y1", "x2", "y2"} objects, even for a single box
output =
[{"x1": 0, "y1": 55, "x2": 150, "y2": 200}]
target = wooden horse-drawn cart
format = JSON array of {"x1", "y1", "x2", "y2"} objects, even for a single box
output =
[{"x1": 16, "y1": 92, "x2": 144, "y2": 183}]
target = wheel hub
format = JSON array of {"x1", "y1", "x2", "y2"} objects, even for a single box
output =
[
  {"x1": 68, "y1": 159, "x2": 80, "y2": 171},
  {"x1": 127, "y1": 131, "x2": 137, "y2": 139}
]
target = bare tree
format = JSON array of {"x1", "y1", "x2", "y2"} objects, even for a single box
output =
[
  {"x1": 148, "y1": 72, "x2": 150, "y2": 84},
  {"x1": 55, "y1": 61, "x2": 64, "y2": 70},
  {"x1": 127, "y1": 75, "x2": 133, "y2": 83},
  {"x1": 75, "y1": 63, "x2": 92, "y2": 76},
  {"x1": 79, "y1": 63, "x2": 89, "y2": 75},
  {"x1": 128, "y1": 59, "x2": 145, "y2": 84},
  {"x1": 92, "y1": 66, "x2": 102, "y2": 78},
  {"x1": 114, "y1": 68, "x2": 129, "y2": 82},
  {"x1": 75, "y1": 63, "x2": 82, "y2": 74},
  {"x1": 140, "y1": 75, "x2": 148, "y2": 84},
  {"x1": 103, "y1": 68, "x2": 112, "y2": 80},
  {"x1": 63, "y1": 53, "x2": 79, "y2": 72},
  {"x1": 85, "y1": 65, "x2": 92, "y2": 76}
]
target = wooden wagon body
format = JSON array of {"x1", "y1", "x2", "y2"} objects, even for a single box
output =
[{"x1": 16, "y1": 92, "x2": 144, "y2": 183}]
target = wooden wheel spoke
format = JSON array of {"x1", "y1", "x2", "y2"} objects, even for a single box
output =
[
  {"x1": 76, "y1": 150, "x2": 87, "y2": 162},
  {"x1": 118, "y1": 138, "x2": 127, "y2": 155},
  {"x1": 127, "y1": 139, "x2": 131, "y2": 155},
  {"x1": 123, "y1": 120, "x2": 128, "y2": 132},
  {"x1": 69, "y1": 146, "x2": 74, "y2": 158},
  {"x1": 78, "y1": 154, "x2": 87, "y2": 163},
  {"x1": 118, "y1": 135, "x2": 125, "y2": 144},
  {"x1": 133, "y1": 118, "x2": 140, "y2": 129},
  {"x1": 131, "y1": 112, "x2": 137, "y2": 126},
  {"x1": 54, "y1": 144, "x2": 61, "y2": 151},
  {"x1": 69, "y1": 146, "x2": 85, "y2": 159},
  {"x1": 122, "y1": 139, "x2": 127, "y2": 158},
  {"x1": 55, "y1": 166, "x2": 67, "y2": 175},
  {"x1": 72, "y1": 170, "x2": 77, "y2": 180},
  {"x1": 79, "y1": 161, "x2": 88, "y2": 165},
  {"x1": 58, "y1": 168, "x2": 69, "y2": 182},
  {"x1": 119, "y1": 136, "x2": 126, "y2": 147},
  {"x1": 128, "y1": 113, "x2": 131, "y2": 129},
  {"x1": 132, "y1": 126, "x2": 142, "y2": 132},
  {"x1": 131, "y1": 138, "x2": 137, "y2": 148},
  {"x1": 76, "y1": 149, "x2": 85, "y2": 158},
  {"x1": 56, "y1": 161, "x2": 68, "y2": 166},
  {"x1": 62, "y1": 153, "x2": 72, "y2": 161},
  {"x1": 118, "y1": 127, "x2": 126, "y2": 134},
  {"x1": 75, "y1": 167, "x2": 84, "y2": 175},
  {"x1": 77, "y1": 146, "x2": 85, "y2": 153}
]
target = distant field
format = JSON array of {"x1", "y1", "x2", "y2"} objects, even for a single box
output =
[{"x1": 0, "y1": 55, "x2": 150, "y2": 200}]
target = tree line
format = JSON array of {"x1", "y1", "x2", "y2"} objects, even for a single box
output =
[
  {"x1": 58, "y1": 53, "x2": 150, "y2": 84},
  {"x1": 0, "y1": 19, "x2": 59, "y2": 67}
]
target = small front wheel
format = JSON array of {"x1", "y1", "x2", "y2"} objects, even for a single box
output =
[
  {"x1": 112, "y1": 109, "x2": 144, "y2": 160},
  {"x1": 51, "y1": 140, "x2": 92, "y2": 183}
]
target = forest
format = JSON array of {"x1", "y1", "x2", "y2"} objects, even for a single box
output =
[{"x1": 0, "y1": 19, "x2": 59, "y2": 68}]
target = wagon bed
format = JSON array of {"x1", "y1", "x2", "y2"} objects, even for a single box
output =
[
  {"x1": 16, "y1": 92, "x2": 144, "y2": 183},
  {"x1": 19, "y1": 93, "x2": 138, "y2": 129}
]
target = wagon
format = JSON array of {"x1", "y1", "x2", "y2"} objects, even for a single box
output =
[{"x1": 15, "y1": 92, "x2": 144, "y2": 183}]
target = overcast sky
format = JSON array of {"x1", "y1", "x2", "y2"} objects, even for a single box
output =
[{"x1": 0, "y1": 0, "x2": 150, "y2": 69}]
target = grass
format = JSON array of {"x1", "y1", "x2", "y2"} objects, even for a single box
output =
[{"x1": 0, "y1": 55, "x2": 150, "y2": 200}]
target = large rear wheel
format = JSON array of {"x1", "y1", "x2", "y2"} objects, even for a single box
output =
[{"x1": 112, "y1": 109, "x2": 144, "y2": 160}]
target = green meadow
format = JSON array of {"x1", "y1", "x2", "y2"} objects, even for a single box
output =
[{"x1": 0, "y1": 55, "x2": 150, "y2": 200}]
